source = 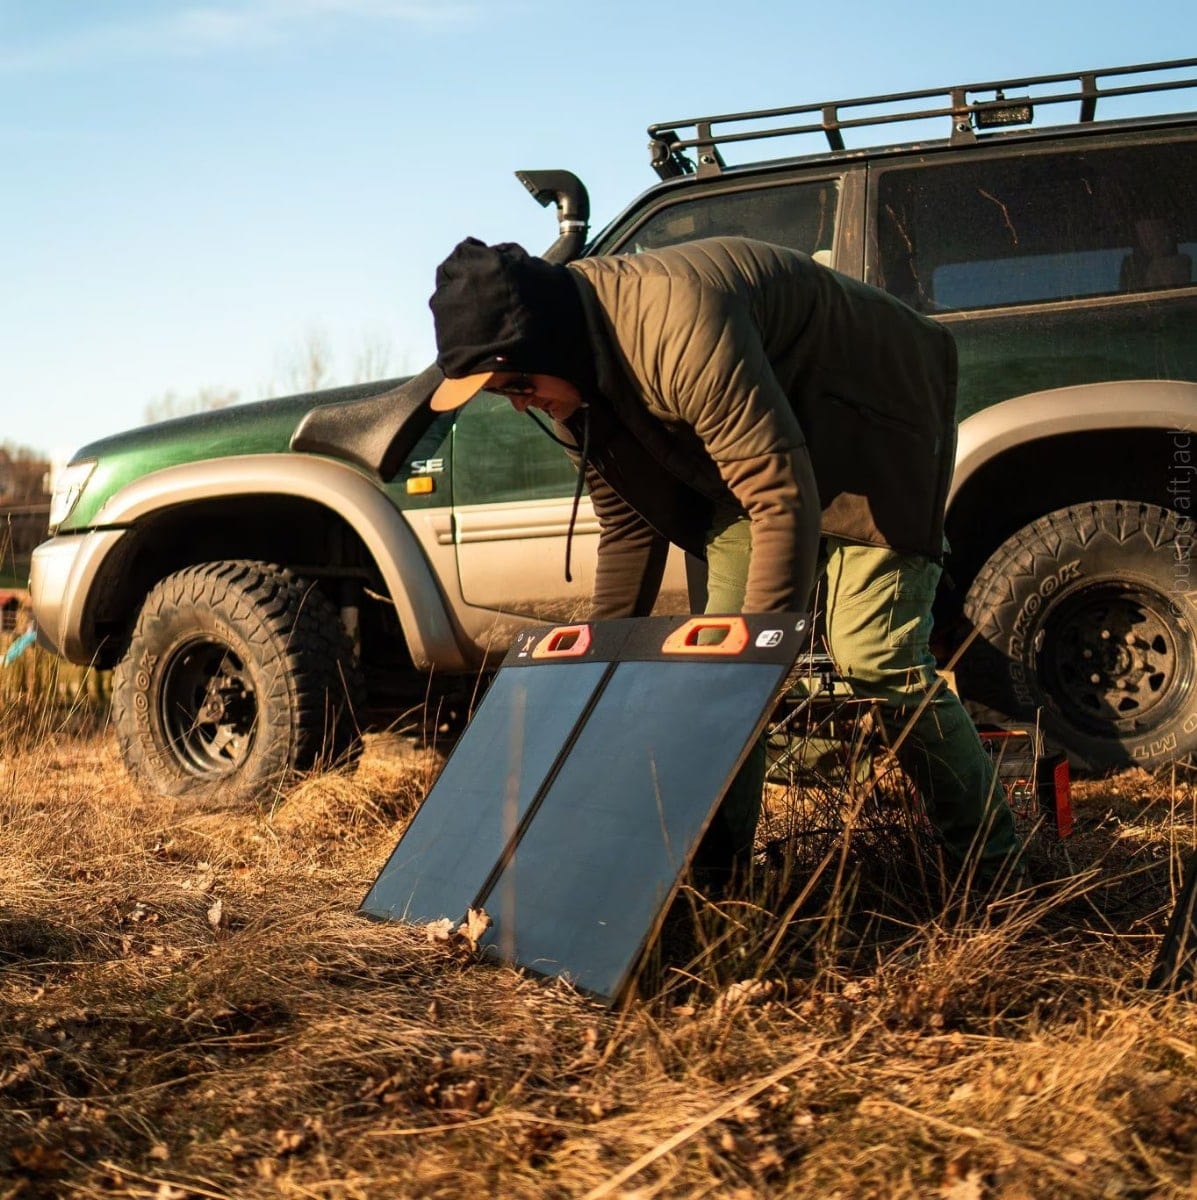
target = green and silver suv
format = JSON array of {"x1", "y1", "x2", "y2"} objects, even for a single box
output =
[{"x1": 31, "y1": 58, "x2": 1197, "y2": 798}]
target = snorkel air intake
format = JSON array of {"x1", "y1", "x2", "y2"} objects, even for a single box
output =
[{"x1": 515, "y1": 170, "x2": 590, "y2": 263}]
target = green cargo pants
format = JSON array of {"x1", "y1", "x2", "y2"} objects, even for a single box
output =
[{"x1": 698, "y1": 512, "x2": 1020, "y2": 876}]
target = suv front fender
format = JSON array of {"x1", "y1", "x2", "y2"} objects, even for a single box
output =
[{"x1": 33, "y1": 453, "x2": 469, "y2": 672}]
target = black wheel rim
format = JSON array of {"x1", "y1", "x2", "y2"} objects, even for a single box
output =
[
  {"x1": 159, "y1": 637, "x2": 258, "y2": 777},
  {"x1": 1039, "y1": 580, "x2": 1192, "y2": 738}
]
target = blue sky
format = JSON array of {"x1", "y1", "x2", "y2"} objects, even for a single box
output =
[{"x1": 1, "y1": 0, "x2": 1191, "y2": 458}]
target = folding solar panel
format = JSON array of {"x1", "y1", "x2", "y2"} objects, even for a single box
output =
[{"x1": 360, "y1": 612, "x2": 810, "y2": 1004}]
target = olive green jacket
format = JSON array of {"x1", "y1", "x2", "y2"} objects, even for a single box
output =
[{"x1": 564, "y1": 237, "x2": 958, "y2": 617}]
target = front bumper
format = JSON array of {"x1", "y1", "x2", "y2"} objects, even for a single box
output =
[{"x1": 29, "y1": 529, "x2": 128, "y2": 663}]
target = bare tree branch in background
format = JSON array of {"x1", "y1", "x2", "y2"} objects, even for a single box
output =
[
  {"x1": 275, "y1": 327, "x2": 334, "y2": 395},
  {"x1": 140, "y1": 327, "x2": 413, "y2": 426},
  {"x1": 0, "y1": 443, "x2": 50, "y2": 503},
  {"x1": 352, "y1": 329, "x2": 398, "y2": 383},
  {"x1": 0, "y1": 443, "x2": 51, "y2": 580},
  {"x1": 270, "y1": 327, "x2": 407, "y2": 394},
  {"x1": 143, "y1": 387, "x2": 239, "y2": 426}
]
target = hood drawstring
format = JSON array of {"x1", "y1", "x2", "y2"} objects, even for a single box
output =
[
  {"x1": 524, "y1": 404, "x2": 591, "y2": 584},
  {"x1": 563, "y1": 404, "x2": 591, "y2": 583}
]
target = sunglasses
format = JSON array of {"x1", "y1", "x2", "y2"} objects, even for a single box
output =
[{"x1": 488, "y1": 374, "x2": 538, "y2": 398}]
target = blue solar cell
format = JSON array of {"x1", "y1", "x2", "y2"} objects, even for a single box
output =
[
  {"x1": 477, "y1": 659, "x2": 784, "y2": 998},
  {"x1": 360, "y1": 661, "x2": 609, "y2": 924}
]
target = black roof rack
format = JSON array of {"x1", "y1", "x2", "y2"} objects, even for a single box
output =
[{"x1": 647, "y1": 58, "x2": 1197, "y2": 180}]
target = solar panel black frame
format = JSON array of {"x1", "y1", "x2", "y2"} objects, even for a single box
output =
[{"x1": 360, "y1": 612, "x2": 810, "y2": 1005}]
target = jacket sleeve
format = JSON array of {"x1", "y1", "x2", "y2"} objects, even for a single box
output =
[
  {"x1": 646, "y1": 279, "x2": 821, "y2": 613},
  {"x1": 711, "y1": 446, "x2": 821, "y2": 613},
  {"x1": 585, "y1": 464, "x2": 670, "y2": 619}
]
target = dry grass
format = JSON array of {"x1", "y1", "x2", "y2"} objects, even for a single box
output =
[
  {"x1": 1, "y1": 634, "x2": 109, "y2": 759},
  {"x1": 2, "y1": 690, "x2": 1196, "y2": 1199}
]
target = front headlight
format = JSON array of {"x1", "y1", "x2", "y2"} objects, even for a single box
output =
[{"x1": 48, "y1": 459, "x2": 97, "y2": 530}]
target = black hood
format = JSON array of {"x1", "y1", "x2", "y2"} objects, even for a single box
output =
[{"x1": 429, "y1": 237, "x2": 595, "y2": 389}]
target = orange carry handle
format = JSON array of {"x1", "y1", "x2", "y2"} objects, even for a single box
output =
[
  {"x1": 531, "y1": 624, "x2": 593, "y2": 659},
  {"x1": 661, "y1": 617, "x2": 750, "y2": 656}
]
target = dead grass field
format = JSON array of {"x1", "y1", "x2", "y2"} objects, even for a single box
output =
[{"x1": 2, "y1": 674, "x2": 1196, "y2": 1199}]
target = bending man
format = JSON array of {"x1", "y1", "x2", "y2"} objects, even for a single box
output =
[{"x1": 427, "y1": 235, "x2": 1020, "y2": 886}]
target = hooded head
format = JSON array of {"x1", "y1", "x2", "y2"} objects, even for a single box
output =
[{"x1": 428, "y1": 238, "x2": 593, "y2": 411}]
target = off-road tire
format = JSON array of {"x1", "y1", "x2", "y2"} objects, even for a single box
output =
[
  {"x1": 958, "y1": 501, "x2": 1197, "y2": 773},
  {"x1": 112, "y1": 561, "x2": 365, "y2": 801}
]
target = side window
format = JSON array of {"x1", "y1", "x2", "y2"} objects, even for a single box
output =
[
  {"x1": 616, "y1": 179, "x2": 840, "y2": 258},
  {"x1": 875, "y1": 140, "x2": 1197, "y2": 312},
  {"x1": 451, "y1": 392, "x2": 577, "y2": 506}
]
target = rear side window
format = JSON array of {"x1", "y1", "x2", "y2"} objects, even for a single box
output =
[
  {"x1": 875, "y1": 140, "x2": 1197, "y2": 312},
  {"x1": 617, "y1": 178, "x2": 840, "y2": 258}
]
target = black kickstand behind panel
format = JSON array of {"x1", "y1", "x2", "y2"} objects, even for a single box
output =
[
  {"x1": 360, "y1": 613, "x2": 809, "y2": 1004},
  {"x1": 1147, "y1": 850, "x2": 1197, "y2": 994}
]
